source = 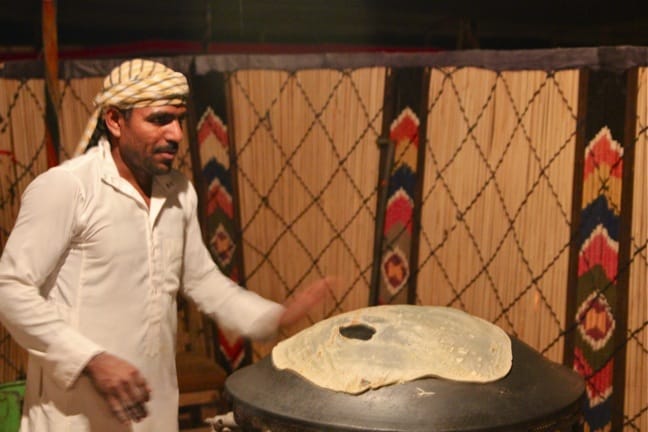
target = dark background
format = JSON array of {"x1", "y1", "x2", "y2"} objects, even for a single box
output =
[{"x1": 2, "y1": 1, "x2": 648, "y2": 59}]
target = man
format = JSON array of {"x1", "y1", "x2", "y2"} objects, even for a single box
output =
[{"x1": 0, "y1": 59, "x2": 328, "y2": 431}]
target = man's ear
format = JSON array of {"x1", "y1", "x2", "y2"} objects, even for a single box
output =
[{"x1": 103, "y1": 107, "x2": 123, "y2": 138}]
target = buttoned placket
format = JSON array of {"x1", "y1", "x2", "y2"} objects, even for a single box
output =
[
  {"x1": 97, "y1": 139, "x2": 178, "y2": 357},
  {"x1": 145, "y1": 200, "x2": 161, "y2": 357},
  {"x1": 146, "y1": 178, "x2": 174, "y2": 356},
  {"x1": 100, "y1": 170, "x2": 173, "y2": 357}
]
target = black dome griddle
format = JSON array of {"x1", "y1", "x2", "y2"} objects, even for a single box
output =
[{"x1": 224, "y1": 337, "x2": 585, "y2": 431}]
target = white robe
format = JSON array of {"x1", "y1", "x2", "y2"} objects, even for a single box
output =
[{"x1": 0, "y1": 140, "x2": 283, "y2": 431}]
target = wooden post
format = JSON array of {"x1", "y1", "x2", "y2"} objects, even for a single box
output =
[{"x1": 42, "y1": 0, "x2": 60, "y2": 167}]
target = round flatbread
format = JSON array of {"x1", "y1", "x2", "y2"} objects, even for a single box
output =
[{"x1": 272, "y1": 305, "x2": 512, "y2": 394}]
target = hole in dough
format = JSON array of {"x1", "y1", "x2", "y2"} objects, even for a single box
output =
[{"x1": 339, "y1": 324, "x2": 376, "y2": 340}]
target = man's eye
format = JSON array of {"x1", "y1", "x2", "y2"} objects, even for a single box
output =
[
  {"x1": 148, "y1": 115, "x2": 176, "y2": 125},
  {"x1": 148, "y1": 115, "x2": 186, "y2": 126}
]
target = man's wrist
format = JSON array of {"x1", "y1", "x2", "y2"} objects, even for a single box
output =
[{"x1": 82, "y1": 351, "x2": 106, "y2": 376}]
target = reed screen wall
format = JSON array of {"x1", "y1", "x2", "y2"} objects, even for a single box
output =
[
  {"x1": 418, "y1": 68, "x2": 579, "y2": 363},
  {"x1": 0, "y1": 48, "x2": 646, "y2": 431}
]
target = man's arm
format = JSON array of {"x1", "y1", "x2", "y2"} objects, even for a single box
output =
[
  {"x1": 180, "y1": 182, "x2": 332, "y2": 339},
  {"x1": 0, "y1": 169, "x2": 105, "y2": 388},
  {"x1": 0, "y1": 169, "x2": 151, "y2": 424}
]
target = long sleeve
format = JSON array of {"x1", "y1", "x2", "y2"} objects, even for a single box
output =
[
  {"x1": 0, "y1": 170, "x2": 104, "y2": 389},
  {"x1": 179, "y1": 183, "x2": 284, "y2": 340}
]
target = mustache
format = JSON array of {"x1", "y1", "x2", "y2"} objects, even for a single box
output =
[{"x1": 154, "y1": 142, "x2": 179, "y2": 153}]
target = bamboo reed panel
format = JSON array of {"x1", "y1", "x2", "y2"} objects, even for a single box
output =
[
  {"x1": 417, "y1": 67, "x2": 579, "y2": 363},
  {"x1": 0, "y1": 79, "x2": 48, "y2": 214},
  {"x1": 624, "y1": 67, "x2": 648, "y2": 432},
  {"x1": 57, "y1": 77, "x2": 103, "y2": 161},
  {"x1": 228, "y1": 68, "x2": 385, "y2": 357},
  {"x1": 0, "y1": 78, "x2": 51, "y2": 381},
  {"x1": 0, "y1": 78, "x2": 49, "y2": 252}
]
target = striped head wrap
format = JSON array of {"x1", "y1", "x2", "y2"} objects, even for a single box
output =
[{"x1": 75, "y1": 59, "x2": 189, "y2": 156}]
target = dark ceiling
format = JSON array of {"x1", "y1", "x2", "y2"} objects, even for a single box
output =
[{"x1": 2, "y1": 1, "x2": 648, "y2": 59}]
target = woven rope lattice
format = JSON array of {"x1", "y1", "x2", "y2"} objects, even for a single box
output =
[
  {"x1": 623, "y1": 67, "x2": 648, "y2": 432},
  {"x1": 418, "y1": 68, "x2": 578, "y2": 362},
  {"x1": 0, "y1": 65, "x2": 644, "y2": 429},
  {"x1": 227, "y1": 68, "x2": 385, "y2": 358},
  {"x1": 0, "y1": 78, "x2": 49, "y2": 381}
]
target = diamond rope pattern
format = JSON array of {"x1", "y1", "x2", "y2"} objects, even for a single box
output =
[
  {"x1": 0, "y1": 63, "x2": 644, "y2": 430},
  {"x1": 226, "y1": 68, "x2": 384, "y2": 358},
  {"x1": 417, "y1": 68, "x2": 578, "y2": 359},
  {"x1": 622, "y1": 68, "x2": 648, "y2": 430},
  {"x1": 0, "y1": 78, "x2": 49, "y2": 381}
]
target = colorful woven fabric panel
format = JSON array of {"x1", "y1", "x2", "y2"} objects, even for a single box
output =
[
  {"x1": 375, "y1": 68, "x2": 429, "y2": 305},
  {"x1": 574, "y1": 126, "x2": 623, "y2": 431},
  {"x1": 191, "y1": 72, "x2": 249, "y2": 373},
  {"x1": 379, "y1": 107, "x2": 419, "y2": 302}
]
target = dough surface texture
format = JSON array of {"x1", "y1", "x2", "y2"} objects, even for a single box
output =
[{"x1": 271, "y1": 305, "x2": 512, "y2": 394}]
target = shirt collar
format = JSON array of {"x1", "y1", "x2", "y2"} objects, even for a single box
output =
[{"x1": 98, "y1": 137, "x2": 120, "y2": 183}]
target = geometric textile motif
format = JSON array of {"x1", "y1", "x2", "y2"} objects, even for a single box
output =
[
  {"x1": 578, "y1": 224, "x2": 618, "y2": 283},
  {"x1": 198, "y1": 107, "x2": 230, "y2": 170},
  {"x1": 381, "y1": 246, "x2": 410, "y2": 296},
  {"x1": 194, "y1": 76, "x2": 249, "y2": 372},
  {"x1": 581, "y1": 405, "x2": 612, "y2": 432},
  {"x1": 205, "y1": 175, "x2": 234, "y2": 220},
  {"x1": 218, "y1": 329, "x2": 246, "y2": 372},
  {"x1": 576, "y1": 291, "x2": 615, "y2": 351},
  {"x1": 574, "y1": 125, "x2": 624, "y2": 431},
  {"x1": 378, "y1": 106, "x2": 420, "y2": 303},
  {"x1": 384, "y1": 188, "x2": 414, "y2": 236},
  {"x1": 210, "y1": 223, "x2": 236, "y2": 268},
  {"x1": 574, "y1": 347, "x2": 614, "y2": 408}
]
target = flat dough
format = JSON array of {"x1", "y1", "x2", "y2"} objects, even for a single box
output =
[{"x1": 272, "y1": 305, "x2": 512, "y2": 394}]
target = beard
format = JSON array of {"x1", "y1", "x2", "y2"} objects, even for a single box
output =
[
  {"x1": 146, "y1": 157, "x2": 174, "y2": 175},
  {"x1": 149, "y1": 141, "x2": 179, "y2": 174}
]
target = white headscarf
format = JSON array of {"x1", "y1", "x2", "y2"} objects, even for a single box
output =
[{"x1": 75, "y1": 59, "x2": 189, "y2": 156}]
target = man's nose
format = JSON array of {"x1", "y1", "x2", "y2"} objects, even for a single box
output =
[{"x1": 165, "y1": 119, "x2": 184, "y2": 141}]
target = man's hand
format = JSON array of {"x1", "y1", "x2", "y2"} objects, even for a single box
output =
[
  {"x1": 83, "y1": 352, "x2": 151, "y2": 424},
  {"x1": 279, "y1": 276, "x2": 336, "y2": 328}
]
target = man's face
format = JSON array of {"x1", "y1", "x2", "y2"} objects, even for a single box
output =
[{"x1": 116, "y1": 105, "x2": 187, "y2": 177}]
